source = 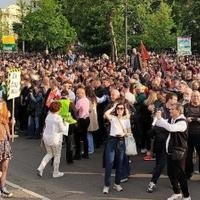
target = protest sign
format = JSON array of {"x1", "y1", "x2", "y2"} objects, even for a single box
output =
[
  {"x1": 8, "y1": 68, "x2": 21, "y2": 100},
  {"x1": 7, "y1": 68, "x2": 21, "y2": 142},
  {"x1": 177, "y1": 37, "x2": 192, "y2": 56}
]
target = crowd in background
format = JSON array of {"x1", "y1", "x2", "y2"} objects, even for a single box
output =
[{"x1": 0, "y1": 49, "x2": 200, "y2": 198}]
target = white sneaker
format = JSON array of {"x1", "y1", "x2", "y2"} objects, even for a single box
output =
[
  {"x1": 53, "y1": 172, "x2": 64, "y2": 178},
  {"x1": 102, "y1": 186, "x2": 109, "y2": 194},
  {"x1": 36, "y1": 169, "x2": 43, "y2": 177},
  {"x1": 147, "y1": 181, "x2": 156, "y2": 193},
  {"x1": 183, "y1": 197, "x2": 191, "y2": 200},
  {"x1": 167, "y1": 193, "x2": 182, "y2": 200},
  {"x1": 113, "y1": 184, "x2": 123, "y2": 192}
]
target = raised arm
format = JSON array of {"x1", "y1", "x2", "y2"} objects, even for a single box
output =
[{"x1": 104, "y1": 105, "x2": 116, "y2": 121}]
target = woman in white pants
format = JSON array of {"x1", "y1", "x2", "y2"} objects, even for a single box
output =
[{"x1": 37, "y1": 101, "x2": 67, "y2": 178}]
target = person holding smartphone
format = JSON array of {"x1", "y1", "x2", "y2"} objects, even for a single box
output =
[{"x1": 102, "y1": 102, "x2": 131, "y2": 194}]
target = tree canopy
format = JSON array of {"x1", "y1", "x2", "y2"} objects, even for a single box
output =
[
  {"x1": 13, "y1": 0, "x2": 200, "y2": 55},
  {"x1": 14, "y1": 0, "x2": 76, "y2": 52}
]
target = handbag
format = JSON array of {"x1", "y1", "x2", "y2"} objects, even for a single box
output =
[
  {"x1": 117, "y1": 118, "x2": 137, "y2": 156},
  {"x1": 171, "y1": 147, "x2": 186, "y2": 160},
  {"x1": 125, "y1": 134, "x2": 138, "y2": 156}
]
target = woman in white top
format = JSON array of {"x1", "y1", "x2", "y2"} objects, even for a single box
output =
[
  {"x1": 37, "y1": 101, "x2": 67, "y2": 178},
  {"x1": 103, "y1": 102, "x2": 131, "y2": 194}
]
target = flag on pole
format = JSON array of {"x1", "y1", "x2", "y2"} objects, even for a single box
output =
[
  {"x1": 159, "y1": 54, "x2": 169, "y2": 71},
  {"x1": 139, "y1": 41, "x2": 149, "y2": 62}
]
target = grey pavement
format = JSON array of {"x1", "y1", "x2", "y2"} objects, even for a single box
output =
[{"x1": 7, "y1": 137, "x2": 200, "y2": 200}]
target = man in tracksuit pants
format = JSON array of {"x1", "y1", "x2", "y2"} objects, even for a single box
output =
[{"x1": 155, "y1": 103, "x2": 191, "y2": 200}]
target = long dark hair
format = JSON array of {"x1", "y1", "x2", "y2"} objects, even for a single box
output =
[{"x1": 85, "y1": 86, "x2": 97, "y2": 104}]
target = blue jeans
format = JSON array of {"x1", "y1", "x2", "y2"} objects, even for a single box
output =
[
  {"x1": 121, "y1": 154, "x2": 131, "y2": 179},
  {"x1": 87, "y1": 133, "x2": 94, "y2": 153},
  {"x1": 28, "y1": 115, "x2": 40, "y2": 137},
  {"x1": 104, "y1": 137, "x2": 125, "y2": 186}
]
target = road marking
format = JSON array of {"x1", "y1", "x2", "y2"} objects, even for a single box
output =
[
  {"x1": 70, "y1": 172, "x2": 168, "y2": 178},
  {"x1": 6, "y1": 180, "x2": 51, "y2": 200},
  {"x1": 96, "y1": 198, "x2": 152, "y2": 200},
  {"x1": 62, "y1": 172, "x2": 167, "y2": 178},
  {"x1": 62, "y1": 172, "x2": 200, "y2": 180}
]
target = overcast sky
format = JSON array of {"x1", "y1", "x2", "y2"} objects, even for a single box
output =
[{"x1": 0, "y1": 0, "x2": 16, "y2": 9}]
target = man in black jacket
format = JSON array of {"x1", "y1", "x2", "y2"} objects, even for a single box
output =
[
  {"x1": 146, "y1": 93, "x2": 178, "y2": 193},
  {"x1": 155, "y1": 103, "x2": 191, "y2": 200},
  {"x1": 185, "y1": 90, "x2": 200, "y2": 179}
]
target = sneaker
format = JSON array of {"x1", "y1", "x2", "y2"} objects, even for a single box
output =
[
  {"x1": 144, "y1": 155, "x2": 155, "y2": 161},
  {"x1": 102, "y1": 186, "x2": 109, "y2": 194},
  {"x1": 141, "y1": 148, "x2": 147, "y2": 154},
  {"x1": 167, "y1": 193, "x2": 182, "y2": 200},
  {"x1": 53, "y1": 172, "x2": 64, "y2": 178},
  {"x1": 120, "y1": 178, "x2": 128, "y2": 183},
  {"x1": 36, "y1": 169, "x2": 43, "y2": 177},
  {"x1": 1, "y1": 187, "x2": 13, "y2": 198},
  {"x1": 183, "y1": 197, "x2": 191, "y2": 200},
  {"x1": 113, "y1": 184, "x2": 123, "y2": 192},
  {"x1": 146, "y1": 181, "x2": 156, "y2": 193}
]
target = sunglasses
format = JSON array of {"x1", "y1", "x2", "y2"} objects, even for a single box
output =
[{"x1": 116, "y1": 107, "x2": 124, "y2": 110}]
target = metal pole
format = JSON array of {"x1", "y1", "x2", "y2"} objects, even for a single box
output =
[
  {"x1": 22, "y1": 24, "x2": 25, "y2": 54},
  {"x1": 125, "y1": 0, "x2": 128, "y2": 65}
]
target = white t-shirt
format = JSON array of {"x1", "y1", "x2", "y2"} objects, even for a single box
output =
[
  {"x1": 43, "y1": 113, "x2": 67, "y2": 146},
  {"x1": 109, "y1": 116, "x2": 131, "y2": 137}
]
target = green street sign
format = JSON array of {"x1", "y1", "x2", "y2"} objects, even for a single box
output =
[{"x1": 3, "y1": 44, "x2": 16, "y2": 52}]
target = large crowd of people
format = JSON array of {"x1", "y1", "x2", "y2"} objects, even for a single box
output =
[{"x1": 0, "y1": 49, "x2": 199, "y2": 199}]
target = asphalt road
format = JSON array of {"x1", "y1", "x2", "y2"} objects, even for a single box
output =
[{"x1": 7, "y1": 137, "x2": 200, "y2": 200}]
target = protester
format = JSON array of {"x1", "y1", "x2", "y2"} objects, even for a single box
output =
[
  {"x1": 140, "y1": 91, "x2": 157, "y2": 161},
  {"x1": 37, "y1": 101, "x2": 67, "y2": 178},
  {"x1": 185, "y1": 90, "x2": 200, "y2": 178},
  {"x1": 103, "y1": 102, "x2": 131, "y2": 194},
  {"x1": 146, "y1": 93, "x2": 178, "y2": 193},
  {"x1": 155, "y1": 103, "x2": 191, "y2": 200},
  {"x1": 0, "y1": 100, "x2": 13, "y2": 197},
  {"x1": 74, "y1": 87, "x2": 90, "y2": 159},
  {"x1": 27, "y1": 84, "x2": 43, "y2": 139},
  {"x1": 59, "y1": 90, "x2": 77, "y2": 164}
]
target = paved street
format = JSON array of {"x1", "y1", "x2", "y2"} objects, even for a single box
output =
[{"x1": 7, "y1": 137, "x2": 200, "y2": 200}]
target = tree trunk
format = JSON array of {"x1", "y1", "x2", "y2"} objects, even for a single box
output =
[
  {"x1": 108, "y1": 12, "x2": 118, "y2": 61},
  {"x1": 22, "y1": 40, "x2": 25, "y2": 54}
]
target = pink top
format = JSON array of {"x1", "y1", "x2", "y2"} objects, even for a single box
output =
[
  {"x1": 46, "y1": 89, "x2": 61, "y2": 108},
  {"x1": 75, "y1": 97, "x2": 89, "y2": 119}
]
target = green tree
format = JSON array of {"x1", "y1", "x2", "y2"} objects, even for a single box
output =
[
  {"x1": 61, "y1": 0, "x2": 110, "y2": 57},
  {"x1": 129, "y1": 1, "x2": 176, "y2": 51},
  {"x1": 16, "y1": 0, "x2": 76, "y2": 52},
  {"x1": 61, "y1": 0, "x2": 126, "y2": 60},
  {"x1": 172, "y1": 0, "x2": 200, "y2": 52}
]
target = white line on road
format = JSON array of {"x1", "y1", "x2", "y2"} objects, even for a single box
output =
[
  {"x1": 6, "y1": 180, "x2": 51, "y2": 200},
  {"x1": 62, "y1": 171, "x2": 168, "y2": 178},
  {"x1": 62, "y1": 172, "x2": 200, "y2": 180},
  {"x1": 96, "y1": 198, "x2": 152, "y2": 200}
]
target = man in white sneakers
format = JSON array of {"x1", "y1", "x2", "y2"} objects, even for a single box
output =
[{"x1": 155, "y1": 103, "x2": 191, "y2": 200}]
